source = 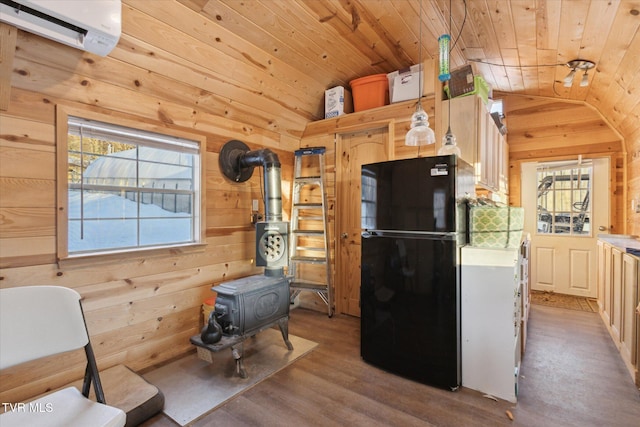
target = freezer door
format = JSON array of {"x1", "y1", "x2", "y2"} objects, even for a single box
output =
[
  {"x1": 361, "y1": 155, "x2": 469, "y2": 233},
  {"x1": 360, "y1": 233, "x2": 461, "y2": 390}
]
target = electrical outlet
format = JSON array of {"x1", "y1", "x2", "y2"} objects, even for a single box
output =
[{"x1": 252, "y1": 199, "x2": 259, "y2": 212}]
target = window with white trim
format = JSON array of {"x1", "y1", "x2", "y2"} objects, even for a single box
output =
[
  {"x1": 536, "y1": 162, "x2": 592, "y2": 236},
  {"x1": 62, "y1": 114, "x2": 203, "y2": 257}
]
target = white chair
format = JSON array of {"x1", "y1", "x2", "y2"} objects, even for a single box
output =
[{"x1": 0, "y1": 286, "x2": 126, "y2": 427}]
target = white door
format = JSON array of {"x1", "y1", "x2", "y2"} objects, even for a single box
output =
[{"x1": 521, "y1": 158, "x2": 610, "y2": 298}]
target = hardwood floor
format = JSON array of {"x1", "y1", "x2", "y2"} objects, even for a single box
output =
[{"x1": 141, "y1": 304, "x2": 640, "y2": 427}]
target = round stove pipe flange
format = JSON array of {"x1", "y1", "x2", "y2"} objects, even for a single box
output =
[
  {"x1": 219, "y1": 139, "x2": 254, "y2": 183},
  {"x1": 218, "y1": 140, "x2": 283, "y2": 222}
]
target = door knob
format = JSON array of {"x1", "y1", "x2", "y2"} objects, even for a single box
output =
[
  {"x1": 598, "y1": 226, "x2": 607, "y2": 231},
  {"x1": 341, "y1": 233, "x2": 348, "y2": 239}
]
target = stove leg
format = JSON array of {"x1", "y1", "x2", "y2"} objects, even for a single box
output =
[
  {"x1": 278, "y1": 318, "x2": 294, "y2": 351},
  {"x1": 231, "y1": 343, "x2": 247, "y2": 379}
]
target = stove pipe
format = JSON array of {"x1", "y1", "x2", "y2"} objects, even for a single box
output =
[
  {"x1": 238, "y1": 149, "x2": 282, "y2": 223},
  {"x1": 219, "y1": 141, "x2": 288, "y2": 278}
]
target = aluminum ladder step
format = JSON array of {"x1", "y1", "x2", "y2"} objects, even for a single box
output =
[
  {"x1": 291, "y1": 255, "x2": 327, "y2": 264},
  {"x1": 292, "y1": 229, "x2": 325, "y2": 236}
]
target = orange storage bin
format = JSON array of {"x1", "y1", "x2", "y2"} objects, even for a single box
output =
[{"x1": 349, "y1": 74, "x2": 389, "y2": 112}]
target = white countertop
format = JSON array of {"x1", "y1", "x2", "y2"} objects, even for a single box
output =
[{"x1": 598, "y1": 234, "x2": 640, "y2": 257}]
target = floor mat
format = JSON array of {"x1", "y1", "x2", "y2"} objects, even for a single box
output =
[
  {"x1": 530, "y1": 290, "x2": 598, "y2": 312},
  {"x1": 143, "y1": 328, "x2": 317, "y2": 426}
]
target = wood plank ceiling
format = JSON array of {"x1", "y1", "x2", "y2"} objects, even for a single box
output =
[{"x1": 176, "y1": 0, "x2": 639, "y2": 140}]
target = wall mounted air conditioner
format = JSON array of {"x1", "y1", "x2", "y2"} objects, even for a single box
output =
[{"x1": 0, "y1": 0, "x2": 121, "y2": 56}]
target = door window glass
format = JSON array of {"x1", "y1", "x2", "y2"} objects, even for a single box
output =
[
  {"x1": 361, "y1": 170, "x2": 377, "y2": 229},
  {"x1": 536, "y1": 163, "x2": 592, "y2": 236}
]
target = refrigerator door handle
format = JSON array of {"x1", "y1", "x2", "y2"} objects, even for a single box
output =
[{"x1": 362, "y1": 230, "x2": 458, "y2": 240}]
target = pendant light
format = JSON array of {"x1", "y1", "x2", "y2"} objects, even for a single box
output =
[
  {"x1": 439, "y1": 125, "x2": 461, "y2": 156},
  {"x1": 405, "y1": 0, "x2": 435, "y2": 147},
  {"x1": 438, "y1": 0, "x2": 461, "y2": 156}
]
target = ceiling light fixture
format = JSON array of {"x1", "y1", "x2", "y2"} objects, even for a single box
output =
[
  {"x1": 563, "y1": 59, "x2": 595, "y2": 88},
  {"x1": 405, "y1": 0, "x2": 435, "y2": 147}
]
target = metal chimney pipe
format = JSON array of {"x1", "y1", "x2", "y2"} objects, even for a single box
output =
[
  {"x1": 235, "y1": 148, "x2": 286, "y2": 277},
  {"x1": 238, "y1": 149, "x2": 282, "y2": 222}
]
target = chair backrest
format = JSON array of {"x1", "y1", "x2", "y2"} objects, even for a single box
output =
[{"x1": 0, "y1": 286, "x2": 89, "y2": 370}]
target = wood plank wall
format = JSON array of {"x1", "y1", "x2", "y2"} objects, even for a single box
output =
[
  {"x1": 0, "y1": 3, "x2": 305, "y2": 403},
  {"x1": 628, "y1": 130, "x2": 640, "y2": 237}
]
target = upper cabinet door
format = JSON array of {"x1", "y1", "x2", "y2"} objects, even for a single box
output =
[
  {"x1": 441, "y1": 95, "x2": 478, "y2": 167},
  {"x1": 442, "y1": 95, "x2": 508, "y2": 198}
]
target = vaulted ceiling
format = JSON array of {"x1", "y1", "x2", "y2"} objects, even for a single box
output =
[{"x1": 181, "y1": 0, "x2": 639, "y2": 139}]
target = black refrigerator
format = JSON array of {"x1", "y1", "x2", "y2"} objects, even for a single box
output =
[{"x1": 360, "y1": 155, "x2": 474, "y2": 390}]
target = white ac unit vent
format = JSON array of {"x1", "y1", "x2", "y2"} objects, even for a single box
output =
[{"x1": 0, "y1": 0, "x2": 121, "y2": 56}]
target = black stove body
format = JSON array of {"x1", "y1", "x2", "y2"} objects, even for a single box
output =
[{"x1": 213, "y1": 275, "x2": 290, "y2": 338}]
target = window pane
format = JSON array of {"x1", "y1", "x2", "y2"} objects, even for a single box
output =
[
  {"x1": 361, "y1": 172, "x2": 377, "y2": 229},
  {"x1": 67, "y1": 116, "x2": 199, "y2": 256},
  {"x1": 68, "y1": 189, "x2": 137, "y2": 220},
  {"x1": 87, "y1": 155, "x2": 139, "y2": 188},
  {"x1": 69, "y1": 218, "x2": 138, "y2": 252},
  {"x1": 139, "y1": 218, "x2": 192, "y2": 246}
]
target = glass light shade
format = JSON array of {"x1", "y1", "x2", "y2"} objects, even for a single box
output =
[
  {"x1": 405, "y1": 105, "x2": 435, "y2": 146},
  {"x1": 580, "y1": 71, "x2": 589, "y2": 87},
  {"x1": 563, "y1": 69, "x2": 576, "y2": 87},
  {"x1": 438, "y1": 127, "x2": 461, "y2": 156}
]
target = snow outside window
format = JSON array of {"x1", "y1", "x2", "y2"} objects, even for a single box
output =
[{"x1": 65, "y1": 116, "x2": 201, "y2": 255}]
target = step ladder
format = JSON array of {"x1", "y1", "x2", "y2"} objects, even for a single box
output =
[{"x1": 289, "y1": 147, "x2": 333, "y2": 317}]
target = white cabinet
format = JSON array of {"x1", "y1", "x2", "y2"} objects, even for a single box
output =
[
  {"x1": 499, "y1": 133, "x2": 509, "y2": 195},
  {"x1": 602, "y1": 241, "x2": 613, "y2": 325},
  {"x1": 441, "y1": 94, "x2": 477, "y2": 166},
  {"x1": 461, "y1": 246, "x2": 521, "y2": 402},
  {"x1": 597, "y1": 238, "x2": 640, "y2": 386},
  {"x1": 597, "y1": 241, "x2": 607, "y2": 319},
  {"x1": 611, "y1": 246, "x2": 623, "y2": 342},
  {"x1": 520, "y1": 236, "x2": 531, "y2": 354},
  {"x1": 441, "y1": 95, "x2": 508, "y2": 196},
  {"x1": 621, "y1": 253, "x2": 638, "y2": 376}
]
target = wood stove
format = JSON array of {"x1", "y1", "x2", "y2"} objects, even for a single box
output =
[
  {"x1": 190, "y1": 140, "x2": 293, "y2": 378},
  {"x1": 190, "y1": 275, "x2": 292, "y2": 378}
]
